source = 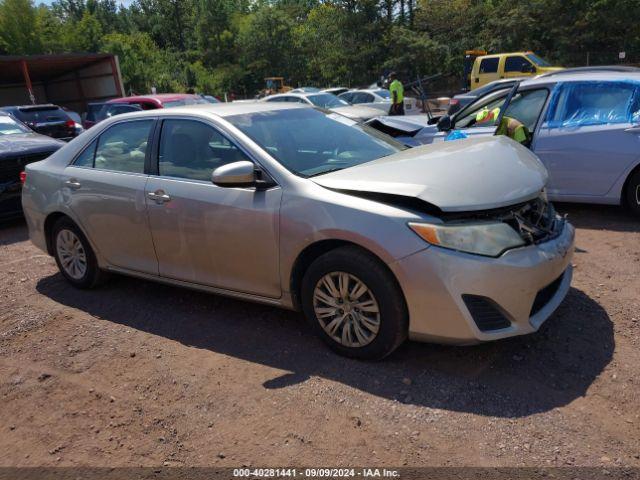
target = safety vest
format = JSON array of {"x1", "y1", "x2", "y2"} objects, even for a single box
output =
[
  {"x1": 475, "y1": 106, "x2": 501, "y2": 125},
  {"x1": 389, "y1": 80, "x2": 404, "y2": 104},
  {"x1": 496, "y1": 116, "x2": 530, "y2": 144}
]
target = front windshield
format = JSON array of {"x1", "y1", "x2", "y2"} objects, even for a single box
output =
[
  {"x1": 526, "y1": 53, "x2": 551, "y2": 67},
  {"x1": 0, "y1": 115, "x2": 31, "y2": 135},
  {"x1": 306, "y1": 93, "x2": 349, "y2": 109},
  {"x1": 226, "y1": 108, "x2": 405, "y2": 177}
]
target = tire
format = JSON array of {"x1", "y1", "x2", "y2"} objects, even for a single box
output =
[
  {"x1": 52, "y1": 217, "x2": 107, "y2": 289},
  {"x1": 301, "y1": 246, "x2": 408, "y2": 360},
  {"x1": 625, "y1": 170, "x2": 640, "y2": 216}
]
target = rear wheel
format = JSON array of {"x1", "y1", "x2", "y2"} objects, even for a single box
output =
[
  {"x1": 52, "y1": 217, "x2": 106, "y2": 289},
  {"x1": 625, "y1": 170, "x2": 640, "y2": 216},
  {"x1": 301, "y1": 246, "x2": 408, "y2": 360}
]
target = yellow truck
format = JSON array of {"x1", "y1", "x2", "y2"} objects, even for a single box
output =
[{"x1": 470, "y1": 52, "x2": 562, "y2": 89}]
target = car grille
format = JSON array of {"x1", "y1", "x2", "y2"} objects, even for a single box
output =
[
  {"x1": 442, "y1": 195, "x2": 562, "y2": 246},
  {"x1": 462, "y1": 294, "x2": 512, "y2": 332},
  {"x1": 530, "y1": 273, "x2": 564, "y2": 317},
  {"x1": 503, "y1": 196, "x2": 560, "y2": 245},
  {"x1": 0, "y1": 152, "x2": 53, "y2": 183}
]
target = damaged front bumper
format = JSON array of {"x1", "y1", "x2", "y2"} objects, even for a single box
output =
[{"x1": 389, "y1": 205, "x2": 575, "y2": 344}]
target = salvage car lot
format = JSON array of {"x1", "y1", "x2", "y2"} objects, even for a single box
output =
[{"x1": 0, "y1": 203, "x2": 639, "y2": 467}]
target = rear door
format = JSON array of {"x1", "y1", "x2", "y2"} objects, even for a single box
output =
[
  {"x1": 533, "y1": 81, "x2": 640, "y2": 197},
  {"x1": 144, "y1": 117, "x2": 282, "y2": 297},
  {"x1": 63, "y1": 118, "x2": 158, "y2": 274}
]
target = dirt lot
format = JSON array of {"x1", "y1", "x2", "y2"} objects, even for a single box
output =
[{"x1": 0, "y1": 204, "x2": 639, "y2": 470}]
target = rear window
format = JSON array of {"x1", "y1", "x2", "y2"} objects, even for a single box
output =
[
  {"x1": 86, "y1": 104, "x2": 106, "y2": 122},
  {"x1": 0, "y1": 115, "x2": 31, "y2": 135},
  {"x1": 479, "y1": 57, "x2": 499, "y2": 74},
  {"x1": 15, "y1": 106, "x2": 68, "y2": 123},
  {"x1": 163, "y1": 97, "x2": 208, "y2": 108}
]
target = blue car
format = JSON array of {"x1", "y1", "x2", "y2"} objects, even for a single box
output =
[{"x1": 369, "y1": 67, "x2": 640, "y2": 215}]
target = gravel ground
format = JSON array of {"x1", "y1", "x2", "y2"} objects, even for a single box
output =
[{"x1": 0, "y1": 203, "x2": 638, "y2": 469}]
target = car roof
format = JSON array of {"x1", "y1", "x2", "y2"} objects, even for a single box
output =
[
  {"x1": 106, "y1": 93, "x2": 201, "y2": 104},
  {"x1": 103, "y1": 101, "x2": 309, "y2": 120},
  {"x1": 266, "y1": 92, "x2": 322, "y2": 99},
  {"x1": 0, "y1": 104, "x2": 61, "y2": 110},
  {"x1": 521, "y1": 70, "x2": 640, "y2": 88},
  {"x1": 478, "y1": 52, "x2": 534, "y2": 59}
]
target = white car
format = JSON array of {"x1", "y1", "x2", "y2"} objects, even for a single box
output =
[
  {"x1": 262, "y1": 92, "x2": 384, "y2": 121},
  {"x1": 339, "y1": 89, "x2": 423, "y2": 115}
]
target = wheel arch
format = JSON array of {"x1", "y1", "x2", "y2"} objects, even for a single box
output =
[
  {"x1": 621, "y1": 161, "x2": 640, "y2": 207},
  {"x1": 289, "y1": 239, "x2": 406, "y2": 312},
  {"x1": 43, "y1": 211, "x2": 94, "y2": 257}
]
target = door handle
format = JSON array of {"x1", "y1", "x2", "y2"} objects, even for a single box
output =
[
  {"x1": 147, "y1": 190, "x2": 171, "y2": 204},
  {"x1": 64, "y1": 178, "x2": 81, "y2": 190}
]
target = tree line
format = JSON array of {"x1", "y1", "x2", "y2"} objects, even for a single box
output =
[{"x1": 1, "y1": 0, "x2": 639, "y2": 97}]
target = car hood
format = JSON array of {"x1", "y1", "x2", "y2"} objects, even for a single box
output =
[
  {"x1": 312, "y1": 136, "x2": 548, "y2": 212},
  {"x1": 330, "y1": 105, "x2": 385, "y2": 120},
  {"x1": 0, "y1": 133, "x2": 64, "y2": 159}
]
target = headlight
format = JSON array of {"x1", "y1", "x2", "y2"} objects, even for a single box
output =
[{"x1": 408, "y1": 221, "x2": 526, "y2": 257}]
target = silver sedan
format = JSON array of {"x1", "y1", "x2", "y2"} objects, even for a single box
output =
[{"x1": 22, "y1": 103, "x2": 575, "y2": 359}]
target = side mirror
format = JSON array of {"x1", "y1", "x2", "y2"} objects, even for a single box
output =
[
  {"x1": 212, "y1": 161, "x2": 256, "y2": 187},
  {"x1": 437, "y1": 114, "x2": 452, "y2": 131}
]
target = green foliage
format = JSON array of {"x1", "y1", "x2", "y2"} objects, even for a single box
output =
[
  {"x1": 0, "y1": 0, "x2": 42, "y2": 54},
  {"x1": 1, "y1": 0, "x2": 639, "y2": 96}
]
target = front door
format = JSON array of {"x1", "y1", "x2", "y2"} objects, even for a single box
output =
[
  {"x1": 63, "y1": 118, "x2": 158, "y2": 274},
  {"x1": 533, "y1": 81, "x2": 640, "y2": 197},
  {"x1": 145, "y1": 118, "x2": 282, "y2": 298}
]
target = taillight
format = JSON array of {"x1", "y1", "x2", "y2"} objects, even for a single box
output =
[
  {"x1": 20, "y1": 171, "x2": 27, "y2": 184},
  {"x1": 65, "y1": 119, "x2": 75, "y2": 128}
]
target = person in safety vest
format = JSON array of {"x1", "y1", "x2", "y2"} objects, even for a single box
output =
[
  {"x1": 496, "y1": 116, "x2": 531, "y2": 144},
  {"x1": 388, "y1": 72, "x2": 405, "y2": 116},
  {"x1": 475, "y1": 106, "x2": 501, "y2": 125}
]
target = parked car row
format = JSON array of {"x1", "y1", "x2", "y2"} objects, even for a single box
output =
[
  {"x1": 5, "y1": 70, "x2": 637, "y2": 360},
  {"x1": 266, "y1": 86, "x2": 424, "y2": 116}
]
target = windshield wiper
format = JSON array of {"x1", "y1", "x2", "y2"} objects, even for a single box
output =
[{"x1": 307, "y1": 167, "x2": 346, "y2": 177}]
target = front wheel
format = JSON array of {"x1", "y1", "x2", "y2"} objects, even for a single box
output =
[
  {"x1": 52, "y1": 217, "x2": 107, "y2": 289},
  {"x1": 301, "y1": 246, "x2": 408, "y2": 360},
  {"x1": 625, "y1": 170, "x2": 640, "y2": 216}
]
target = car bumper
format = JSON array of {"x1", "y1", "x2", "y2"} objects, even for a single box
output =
[{"x1": 390, "y1": 220, "x2": 575, "y2": 344}]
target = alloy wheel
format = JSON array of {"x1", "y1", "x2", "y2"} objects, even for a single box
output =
[
  {"x1": 56, "y1": 229, "x2": 87, "y2": 280},
  {"x1": 313, "y1": 271, "x2": 380, "y2": 347}
]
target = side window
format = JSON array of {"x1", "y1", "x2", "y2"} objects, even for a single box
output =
[
  {"x1": 94, "y1": 120, "x2": 153, "y2": 173},
  {"x1": 479, "y1": 58, "x2": 499, "y2": 74},
  {"x1": 73, "y1": 139, "x2": 98, "y2": 167},
  {"x1": 455, "y1": 95, "x2": 507, "y2": 129},
  {"x1": 505, "y1": 56, "x2": 532, "y2": 73},
  {"x1": 340, "y1": 93, "x2": 354, "y2": 103},
  {"x1": 501, "y1": 89, "x2": 549, "y2": 131},
  {"x1": 352, "y1": 92, "x2": 374, "y2": 104},
  {"x1": 546, "y1": 82, "x2": 640, "y2": 128},
  {"x1": 158, "y1": 119, "x2": 253, "y2": 182}
]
